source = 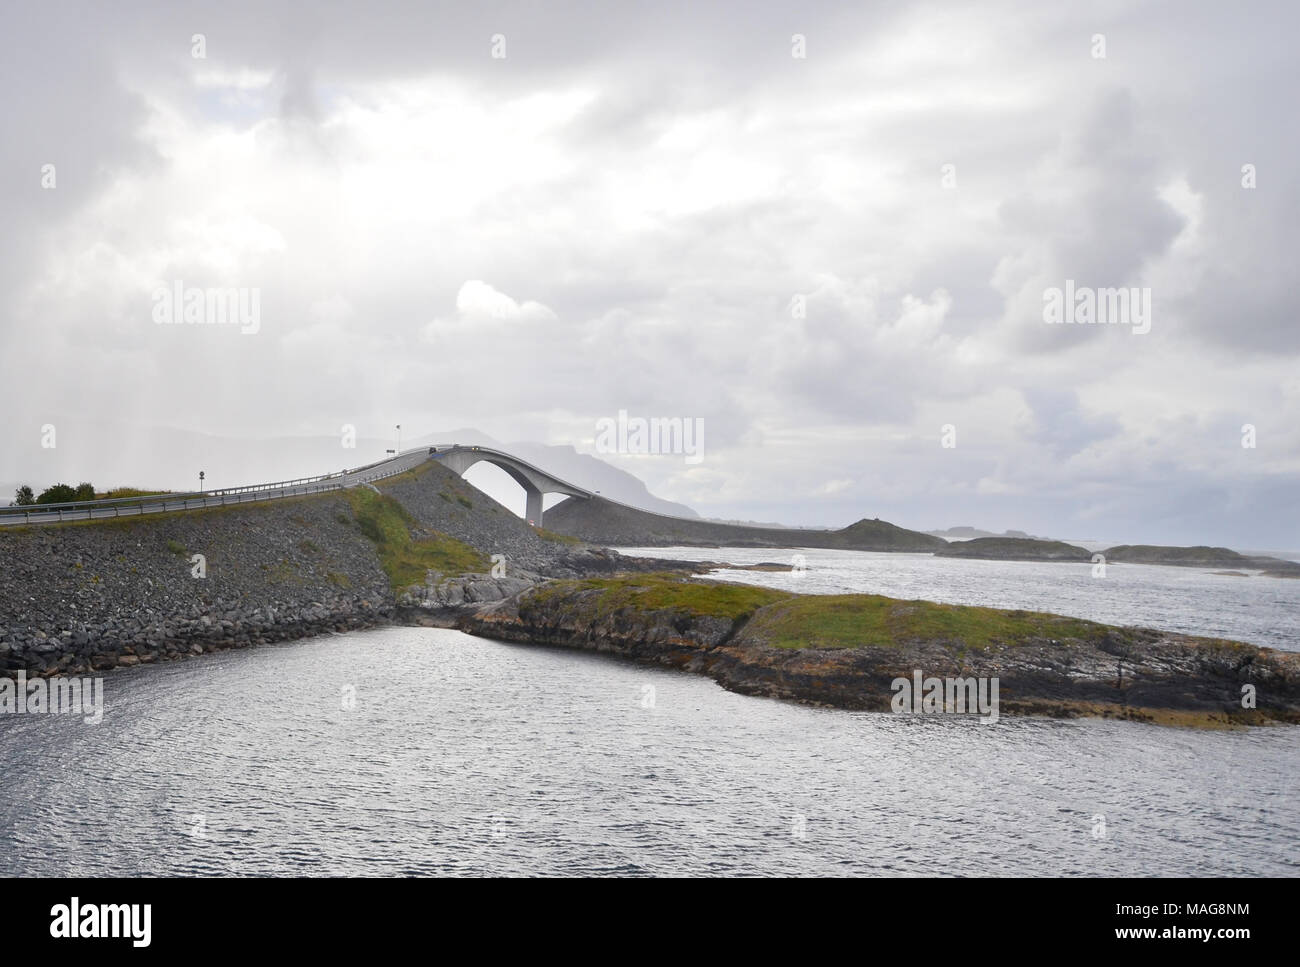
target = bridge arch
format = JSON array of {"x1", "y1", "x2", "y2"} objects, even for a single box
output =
[{"x1": 429, "y1": 445, "x2": 591, "y2": 526}]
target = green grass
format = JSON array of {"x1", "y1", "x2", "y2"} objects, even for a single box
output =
[
  {"x1": 375, "y1": 461, "x2": 435, "y2": 488},
  {"x1": 534, "y1": 527, "x2": 580, "y2": 545},
  {"x1": 531, "y1": 572, "x2": 789, "y2": 622},
  {"x1": 456, "y1": 495, "x2": 473, "y2": 510},
  {"x1": 525, "y1": 574, "x2": 1148, "y2": 652},
  {"x1": 344, "y1": 487, "x2": 488, "y2": 589},
  {"x1": 98, "y1": 487, "x2": 172, "y2": 499},
  {"x1": 742, "y1": 593, "x2": 1112, "y2": 650},
  {"x1": 265, "y1": 559, "x2": 308, "y2": 587},
  {"x1": 165, "y1": 539, "x2": 186, "y2": 555}
]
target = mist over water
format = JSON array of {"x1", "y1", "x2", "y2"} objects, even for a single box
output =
[{"x1": 2, "y1": 624, "x2": 1296, "y2": 877}]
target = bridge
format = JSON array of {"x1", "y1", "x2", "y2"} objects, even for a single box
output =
[
  {"x1": 429, "y1": 444, "x2": 593, "y2": 526},
  {"x1": 0, "y1": 444, "x2": 593, "y2": 529}
]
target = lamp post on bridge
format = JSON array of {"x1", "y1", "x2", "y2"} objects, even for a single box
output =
[{"x1": 396, "y1": 424, "x2": 401, "y2": 454}]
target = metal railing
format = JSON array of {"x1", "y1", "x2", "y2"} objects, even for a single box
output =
[{"x1": 0, "y1": 449, "x2": 431, "y2": 527}]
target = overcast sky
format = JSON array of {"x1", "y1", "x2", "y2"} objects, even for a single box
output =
[{"x1": 1, "y1": 0, "x2": 1296, "y2": 548}]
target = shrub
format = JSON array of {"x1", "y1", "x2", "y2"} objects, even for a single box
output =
[{"x1": 36, "y1": 483, "x2": 80, "y2": 505}]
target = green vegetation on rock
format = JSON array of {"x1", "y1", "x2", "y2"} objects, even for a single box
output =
[
  {"x1": 935, "y1": 537, "x2": 1092, "y2": 561},
  {"x1": 530, "y1": 574, "x2": 1127, "y2": 651},
  {"x1": 532, "y1": 572, "x2": 789, "y2": 621},
  {"x1": 534, "y1": 527, "x2": 580, "y2": 545},
  {"x1": 345, "y1": 487, "x2": 487, "y2": 589},
  {"x1": 1104, "y1": 545, "x2": 1246, "y2": 565},
  {"x1": 741, "y1": 593, "x2": 1110, "y2": 650},
  {"x1": 374, "y1": 461, "x2": 435, "y2": 488}
]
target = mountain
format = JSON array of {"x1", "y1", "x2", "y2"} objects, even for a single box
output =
[
  {"x1": 504, "y1": 442, "x2": 698, "y2": 518},
  {"x1": 926, "y1": 525, "x2": 1051, "y2": 541},
  {"x1": 544, "y1": 498, "x2": 944, "y2": 551}
]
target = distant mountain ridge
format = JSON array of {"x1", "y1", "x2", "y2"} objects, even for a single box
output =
[
  {"x1": 544, "y1": 497, "x2": 944, "y2": 551},
  {"x1": 927, "y1": 525, "x2": 1052, "y2": 541}
]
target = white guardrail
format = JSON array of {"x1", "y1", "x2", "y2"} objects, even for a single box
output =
[{"x1": 0, "y1": 448, "x2": 433, "y2": 528}]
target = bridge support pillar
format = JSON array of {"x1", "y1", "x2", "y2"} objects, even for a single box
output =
[{"x1": 525, "y1": 488, "x2": 544, "y2": 528}]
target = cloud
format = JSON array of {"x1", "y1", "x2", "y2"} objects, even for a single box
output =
[
  {"x1": 1, "y1": 0, "x2": 1297, "y2": 548},
  {"x1": 450, "y1": 280, "x2": 557, "y2": 325}
]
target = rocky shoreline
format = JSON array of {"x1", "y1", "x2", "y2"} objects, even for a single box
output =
[
  {"x1": 453, "y1": 576, "x2": 1300, "y2": 728},
  {"x1": 0, "y1": 461, "x2": 695, "y2": 680}
]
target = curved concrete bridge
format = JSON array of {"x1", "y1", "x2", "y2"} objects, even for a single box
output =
[
  {"x1": 429, "y1": 444, "x2": 593, "y2": 526},
  {"x1": 0, "y1": 444, "x2": 592, "y2": 528}
]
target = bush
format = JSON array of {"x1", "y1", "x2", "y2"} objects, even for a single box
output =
[
  {"x1": 30, "y1": 482, "x2": 97, "y2": 504},
  {"x1": 12, "y1": 485, "x2": 34, "y2": 506},
  {"x1": 36, "y1": 483, "x2": 80, "y2": 505}
]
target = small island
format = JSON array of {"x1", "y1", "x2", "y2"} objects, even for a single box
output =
[
  {"x1": 447, "y1": 573, "x2": 1300, "y2": 728},
  {"x1": 934, "y1": 537, "x2": 1094, "y2": 562}
]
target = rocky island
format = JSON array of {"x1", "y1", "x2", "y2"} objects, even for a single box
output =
[
  {"x1": 934, "y1": 537, "x2": 1094, "y2": 562},
  {"x1": 932, "y1": 537, "x2": 1300, "y2": 575},
  {"x1": 449, "y1": 573, "x2": 1298, "y2": 727}
]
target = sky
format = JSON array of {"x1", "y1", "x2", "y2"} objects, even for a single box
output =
[{"x1": 1, "y1": 0, "x2": 1297, "y2": 549}]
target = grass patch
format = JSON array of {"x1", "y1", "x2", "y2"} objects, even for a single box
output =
[
  {"x1": 265, "y1": 560, "x2": 308, "y2": 587},
  {"x1": 344, "y1": 487, "x2": 488, "y2": 589},
  {"x1": 531, "y1": 573, "x2": 789, "y2": 622},
  {"x1": 534, "y1": 527, "x2": 580, "y2": 545},
  {"x1": 523, "y1": 575, "x2": 1158, "y2": 653},
  {"x1": 743, "y1": 594, "x2": 1111, "y2": 650},
  {"x1": 375, "y1": 461, "x2": 435, "y2": 488},
  {"x1": 99, "y1": 487, "x2": 171, "y2": 499},
  {"x1": 165, "y1": 539, "x2": 186, "y2": 555},
  {"x1": 456, "y1": 495, "x2": 473, "y2": 510}
]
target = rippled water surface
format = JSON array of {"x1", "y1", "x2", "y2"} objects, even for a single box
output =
[{"x1": 2, "y1": 623, "x2": 1297, "y2": 876}]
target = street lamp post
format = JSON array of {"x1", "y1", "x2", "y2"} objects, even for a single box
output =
[{"x1": 396, "y1": 424, "x2": 401, "y2": 454}]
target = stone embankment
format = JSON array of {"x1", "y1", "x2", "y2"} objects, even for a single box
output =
[{"x1": 0, "y1": 459, "x2": 690, "y2": 677}]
